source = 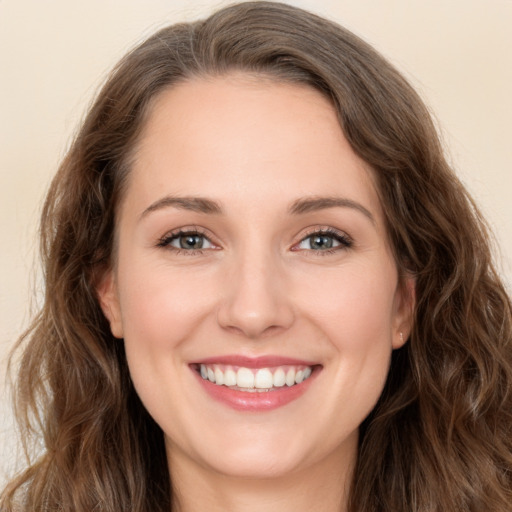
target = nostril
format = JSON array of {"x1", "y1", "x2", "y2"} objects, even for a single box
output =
[{"x1": 216, "y1": 297, "x2": 295, "y2": 339}]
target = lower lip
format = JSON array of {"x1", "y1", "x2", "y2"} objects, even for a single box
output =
[{"x1": 192, "y1": 367, "x2": 319, "y2": 412}]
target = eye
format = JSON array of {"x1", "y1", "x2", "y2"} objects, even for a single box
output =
[
  {"x1": 158, "y1": 230, "x2": 216, "y2": 252},
  {"x1": 294, "y1": 229, "x2": 352, "y2": 252}
]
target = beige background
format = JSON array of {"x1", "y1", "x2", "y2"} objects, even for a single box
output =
[{"x1": 1, "y1": 0, "x2": 510, "y2": 483}]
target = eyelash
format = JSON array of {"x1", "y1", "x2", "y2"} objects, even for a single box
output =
[
  {"x1": 293, "y1": 227, "x2": 353, "y2": 255},
  {"x1": 157, "y1": 227, "x2": 215, "y2": 256},
  {"x1": 156, "y1": 227, "x2": 353, "y2": 256}
]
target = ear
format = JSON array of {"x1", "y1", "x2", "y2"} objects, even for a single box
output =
[
  {"x1": 96, "y1": 268, "x2": 124, "y2": 339},
  {"x1": 392, "y1": 273, "x2": 416, "y2": 349}
]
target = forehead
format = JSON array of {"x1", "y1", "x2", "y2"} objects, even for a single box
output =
[{"x1": 125, "y1": 74, "x2": 383, "y2": 224}]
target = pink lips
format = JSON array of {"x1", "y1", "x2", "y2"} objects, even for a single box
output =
[
  {"x1": 190, "y1": 355, "x2": 320, "y2": 412},
  {"x1": 194, "y1": 355, "x2": 318, "y2": 368}
]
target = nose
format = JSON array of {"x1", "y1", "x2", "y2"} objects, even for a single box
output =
[{"x1": 216, "y1": 249, "x2": 295, "y2": 339}]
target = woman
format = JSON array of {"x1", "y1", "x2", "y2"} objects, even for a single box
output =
[{"x1": 2, "y1": 2, "x2": 511, "y2": 511}]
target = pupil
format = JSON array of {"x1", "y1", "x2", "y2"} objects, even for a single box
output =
[
  {"x1": 180, "y1": 234, "x2": 203, "y2": 249},
  {"x1": 311, "y1": 235, "x2": 333, "y2": 250}
]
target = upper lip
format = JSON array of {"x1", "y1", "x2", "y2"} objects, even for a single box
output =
[{"x1": 191, "y1": 355, "x2": 319, "y2": 368}]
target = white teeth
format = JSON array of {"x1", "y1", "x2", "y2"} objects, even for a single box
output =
[
  {"x1": 285, "y1": 368, "x2": 296, "y2": 387},
  {"x1": 273, "y1": 368, "x2": 286, "y2": 387},
  {"x1": 237, "y1": 367, "x2": 255, "y2": 388},
  {"x1": 198, "y1": 363, "x2": 314, "y2": 390},
  {"x1": 255, "y1": 368, "x2": 273, "y2": 389},
  {"x1": 214, "y1": 367, "x2": 224, "y2": 386},
  {"x1": 224, "y1": 367, "x2": 237, "y2": 386}
]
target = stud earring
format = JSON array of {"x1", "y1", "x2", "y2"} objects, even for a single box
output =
[{"x1": 400, "y1": 332, "x2": 404, "y2": 344}]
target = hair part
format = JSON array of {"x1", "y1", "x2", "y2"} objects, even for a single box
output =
[{"x1": 2, "y1": 2, "x2": 511, "y2": 511}]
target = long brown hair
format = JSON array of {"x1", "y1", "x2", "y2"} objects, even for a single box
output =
[{"x1": 2, "y1": 2, "x2": 511, "y2": 510}]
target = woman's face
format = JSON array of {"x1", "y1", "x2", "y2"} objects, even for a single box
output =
[{"x1": 99, "y1": 75, "x2": 414, "y2": 480}]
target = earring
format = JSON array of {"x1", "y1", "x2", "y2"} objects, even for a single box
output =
[{"x1": 400, "y1": 332, "x2": 404, "y2": 344}]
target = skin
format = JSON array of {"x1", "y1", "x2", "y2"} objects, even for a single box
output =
[{"x1": 98, "y1": 74, "x2": 415, "y2": 512}]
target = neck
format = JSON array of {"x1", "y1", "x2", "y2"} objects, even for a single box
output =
[{"x1": 167, "y1": 441, "x2": 356, "y2": 512}]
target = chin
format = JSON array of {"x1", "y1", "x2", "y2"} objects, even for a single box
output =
[
  {"x1": 166, "y1": 424, "x2": 313, "y2": 480},
  {"x1": 205, "y1": 449, "x2": 307, "y2": 480}
]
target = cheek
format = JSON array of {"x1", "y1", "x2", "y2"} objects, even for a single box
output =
[
  {"x1": 293, "y1": 261, "x2": 398, "y2": 413},
  {"x1": 116, "y1": 262, "x2": 220, "y2": 432},
  {"x1": 296, "y1": 262, "x2": 398, "y2": 349},
  {"x1": 117, "y1": 260, "x2": 219, "y2": 358}
]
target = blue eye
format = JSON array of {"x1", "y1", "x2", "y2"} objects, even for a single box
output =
[
  {"x1": 159, "y1": 231, "x2": 215, "y2": 251},
  {"x1": 296, "y1": 230, "x2": 352, "y2": 251}
]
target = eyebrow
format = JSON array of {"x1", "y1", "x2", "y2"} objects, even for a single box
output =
[
  {"x1": 139, "y1": 196, "x2": 223, "y2": 220},
  {"x1": 139, "y1": 194, "x2": 375, "y2": 224},
  {"x1": 289, "y1": 197, "x2": 375, "y2": 224}
]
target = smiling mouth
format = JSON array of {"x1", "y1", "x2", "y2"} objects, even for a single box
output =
[{"x1": 193, "y1": 363, "x2": 316, "y2": 392}]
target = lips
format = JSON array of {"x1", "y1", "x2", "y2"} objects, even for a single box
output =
[{"x1": 190, "y1": 356, "x2": 321, "y2": 411}]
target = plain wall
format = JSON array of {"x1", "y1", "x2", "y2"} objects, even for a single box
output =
[{"x1": 1, "y1": 0, "x2": 511, "y2": 483}]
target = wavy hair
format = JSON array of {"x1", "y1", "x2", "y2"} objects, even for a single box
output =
[{"x1": 2, "y1": 2, "x2": 511, "y2": 510}]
